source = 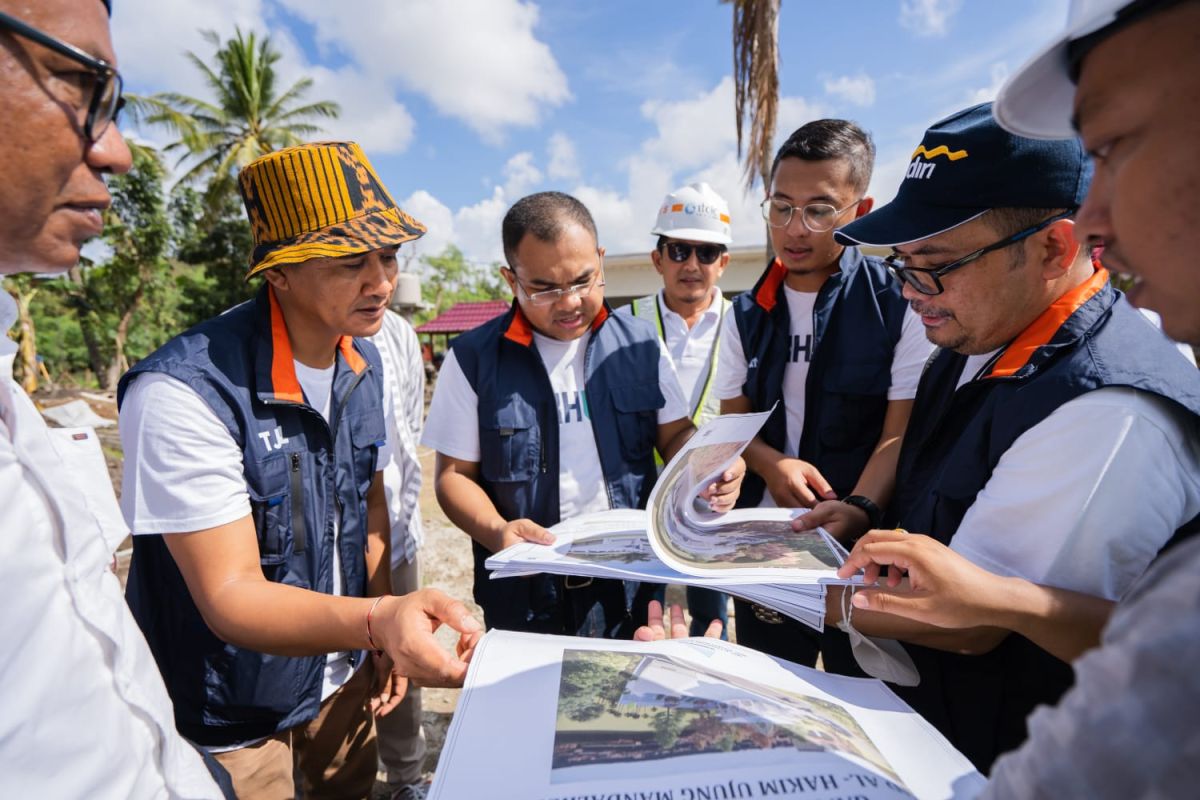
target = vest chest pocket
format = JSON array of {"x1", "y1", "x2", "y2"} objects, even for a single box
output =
[
  {"x1": 611, "y1": 381, "x2": 665, "y2": 461},
  {"x1": 819, "y1": 361, "x2": 890, "y2": 449},
  {"x1": 348, "y1": 410, "x2": 387, "y2": 488},
  {"x1": 247, "y1": 454, "x2": 295, "y2": 568},
  {"x1": 480, "y1": 402, "x2": 541, "y2": 483}
]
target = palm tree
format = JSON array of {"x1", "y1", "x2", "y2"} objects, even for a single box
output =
[
  {"x1": 130, "y1": 28, "x2": 340, "y2": 210},
  {"x1": 726, "y1": 0, "x2": 780, "y2": 192}
]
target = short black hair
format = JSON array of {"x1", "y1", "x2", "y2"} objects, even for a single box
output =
[
  {"x1": 770, "y1": 119, "x2": 876, "y2": 195},
  {"x1": 984, "y1": 207, "x2": 1073, "y2": 268},
  {"x1": 501, "y1": 191, "x2": 598, "y2": 270}
]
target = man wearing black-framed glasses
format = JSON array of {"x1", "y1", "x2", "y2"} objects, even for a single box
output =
[
  {"x1": 811, "y1": 102, "x2": 1200, "y2": 773},
  {"x1": 0, "y1": 1, "x2": 223, "y2": 797}
]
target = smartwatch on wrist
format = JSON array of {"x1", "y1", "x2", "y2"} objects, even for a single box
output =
[{"x1": 841, "y1": 494, "x2": 882, "y2": 530}]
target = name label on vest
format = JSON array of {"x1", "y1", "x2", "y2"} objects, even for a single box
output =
[{"x1": 257, "y1": 425, "x2": 290, "y2": 452}]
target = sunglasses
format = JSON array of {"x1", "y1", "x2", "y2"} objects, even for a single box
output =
[
  {"x1": 0, "y1": 11, "x2": 126, "y2": 143},
  {"x1": 662, "y1": 241, "x2": 726, "y2": 265}
]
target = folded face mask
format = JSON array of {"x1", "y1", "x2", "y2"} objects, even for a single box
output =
[{"x1": 837, "y1": 588, "x2": 921, "y2": 687}]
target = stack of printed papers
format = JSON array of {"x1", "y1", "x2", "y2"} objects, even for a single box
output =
[
  {"x1": 487, "y1": 410, "x2": 860, "y2": 630},
  {"x1": 430, "y1": 631, "x2": 985, "y2": 799},
  {"x1": 487, "y1": 509, "x2": 836, "y2": 630}
]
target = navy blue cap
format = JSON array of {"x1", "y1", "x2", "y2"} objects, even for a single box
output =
[
  {"x1": 103, "y1": 0, "x2": 112, "y2": 15},
  {"x1": 836, "y1": 102, "x2": 1092, "y2": 247}
]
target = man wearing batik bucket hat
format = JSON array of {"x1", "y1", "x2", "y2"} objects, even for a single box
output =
[
  {"x1": 805, "y1": 103, "x2": 1200, "y2": 772},
  {"x1": 118, "y1": 141, "x2": 482, "y2": 798}
]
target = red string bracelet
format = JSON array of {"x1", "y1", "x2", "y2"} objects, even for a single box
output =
[{"x1": 366, "y1": 595, "x2": 387, "y2": 655}]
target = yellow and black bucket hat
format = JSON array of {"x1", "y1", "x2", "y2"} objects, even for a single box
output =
[{"x1": 238, "y1": 141, "x2": 426, "y2": 278}]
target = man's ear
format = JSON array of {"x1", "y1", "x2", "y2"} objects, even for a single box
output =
[
  {"x1": 500, "y1": 266, "x2": 517, "y2": 296},
  {"x1": 854, "y1": 196, "x2": 875, "y2": 219},
  {"x1": 260, "y1": 267, "x2": 288, "y2": 292},
  {"x1": 650, "y1": 248, "x2": 664, "y2": 275},
  {"x1": 1040, "y1": 219, "x2": 1082, "y2": 280}
]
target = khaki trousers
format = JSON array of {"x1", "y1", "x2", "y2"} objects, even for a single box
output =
[{"x1": 213, "y1": 659, "x2": 378, "y2": 800}]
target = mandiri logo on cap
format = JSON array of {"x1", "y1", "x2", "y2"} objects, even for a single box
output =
[{"x1": 905, "y1": 144, "x2": 970, "y2": 180}]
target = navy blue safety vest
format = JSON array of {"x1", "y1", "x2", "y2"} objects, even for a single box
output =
[
  {"x1": 452, "y1": 302, "x2": 664, "y2": 636},
  {"x1": 732, "y1": 247, "x2": 908, "y2": 506},
  {"x1": 885, "y1": 270, "x2": 1200, "y2": 773},
  {"x1": 118, "y1": 286, "x2": 387, "y2": 747}
]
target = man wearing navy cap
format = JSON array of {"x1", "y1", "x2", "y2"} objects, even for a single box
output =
[
  {"x1": 811, "y1": 102, "x2": 1200, "y2": 772},
  {"x1": 833, "y1": 1, "x2": 1200, "y2": 795}
]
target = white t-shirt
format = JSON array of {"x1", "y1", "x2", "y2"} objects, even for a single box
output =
[
  {"x1": 423, "y1": 330, "x2": 689, "y2": 522},
  {"x1": 640, "y1": 289, "x2": 726, "y2": 414},
  {"x1": 940, "y1": 370, "x2": 1200, "y2": 600},
  {"x1": 120, "y1": 357, "x2": 392, "y2": 705},
  {"x1": 715, "y1": 288, "x2": 932, "y2": 506}
]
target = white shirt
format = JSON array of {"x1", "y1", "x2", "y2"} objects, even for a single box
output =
[
  {"x1": 370, "y1": 311, "x2": 425, "y2": 567},
  {"x1": 120, "y1": 352, "x2": 394, "y2": 707},
  {"x1": 0, "y1": 290, "x2": 220, "y2": 798},
  {"x1": 715, "y1": 288, "x2": 933, "y2": 506},
  {"x1": 947, "y1": 384, "x2": 1200, "y2": 601},
  {"x1": 423, "y1": 330, "x2": 689, "y2": 522},
  {"x1": 637, "y1": 288, "x2": 726, "y2": 413}
]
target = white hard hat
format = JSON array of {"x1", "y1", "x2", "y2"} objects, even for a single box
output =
[
  {"x1": 994, "y1": 0, "x2": 1145, "y2": 139},
  {"x1": 650, "y1": 182, "x2": 732, "y2": 245}
]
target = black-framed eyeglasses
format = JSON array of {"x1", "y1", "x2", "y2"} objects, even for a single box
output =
[
  {"x1": 0, "y1": 11, "x2": 126, "y2": 143},
  {"x1": 884, "y1": 209, "x2": 1076, "y2": 296},
  {"x1": 761, "y1": 196, "x2": 861, "y2": 233},
  {"x1": 661, "y1": 241, "x2": 726, "y2": 266},
  {"x1": 506, "y1": 256, "x2": 606, "y2": 306}
]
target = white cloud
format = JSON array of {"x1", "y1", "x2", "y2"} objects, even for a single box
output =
[
  {"x1": 964, "y1": 62, "x2": 1010, "y2": 106},
  {"x1": 638, "y1": 77, "x2": 737, "y2": 173},
  {"x1": 823, "y1": 74, "x2": 877, "y2": 108},
  {"x1": 899, "y1": 0, "x2": 963, "y2": 38},
  {"x1": 278, "y1": 0, "x2": 570, "y2": 143},
  {"x1": 502, "y1": 152, "x2": 544, "y2": 197},
  {"x1": 114, "y1": 0, "x2": 413, "y2": 157},
  {"x1": 112, "y1": 0, "x2": 268, "y2": 96},
  {"x1": 546, "y1": 133, "x2": 580, "y2": 181},
  {"x1": 302, "y1": 65, "x2": 416, "y2": 155},
  {"x1": 453, "y1": 187, "x2": 510, "y2": 266},
  {"x1": 399, "y1": 190, "x2": 456, "y2": 261}
]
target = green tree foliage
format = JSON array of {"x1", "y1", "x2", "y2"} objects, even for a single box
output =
[
  {"x1": 557, "y1": 652, "x2": 640, "y2": 723},
  {"x1": 50, "y1": 147, "x2": 182, "y2": 389},
  {"x1": 416, "y1": 245, "x2": 509, "y2": 325},
  {"x1": 130, "y1": 28, "x2": 340, "y2": 212},
  {"x1": 172, "y1": 188, "x2": 258, "y2": 327}
]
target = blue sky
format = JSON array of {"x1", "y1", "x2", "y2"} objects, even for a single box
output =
[{"x1": 112, "y1": 0, "x2": 1071, "y2": 268}]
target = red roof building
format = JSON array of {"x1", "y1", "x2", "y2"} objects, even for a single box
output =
[
  {"x1": 416, "y1": 300, "x2": 510, "y2": 334},
  {"x1": 415, "y1": 300, "x2": 511, "y2": 365}
]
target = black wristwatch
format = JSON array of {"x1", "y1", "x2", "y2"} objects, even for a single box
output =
[{"x1": 841, "y1": 494, "x2": 882, "y2": 530}]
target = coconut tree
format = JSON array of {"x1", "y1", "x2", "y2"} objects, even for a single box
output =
[
  {"x1": 726, "y1": 0, "x2": 780, "y2": 192},
  {"x1": 130, "y1": 28, "x2": 340, "y2": 210}
]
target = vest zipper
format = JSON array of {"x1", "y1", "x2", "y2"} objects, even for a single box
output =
[{"x1": 289, "y1": 452, "x2": 307, "y2": 553}]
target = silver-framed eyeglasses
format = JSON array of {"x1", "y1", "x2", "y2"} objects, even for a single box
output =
[
  {"x1": 760, "y1": 197, "x2": 861, "y2": 233},
  {"x1": 883, "y1": 209, "x2": 1075, "y2": 296},
  {"x1": 0, "y1": 11, "x2": 126, "y2": 143},
  {"x1": 508, "y1": 257, "x2": 605, "y2": 306}
]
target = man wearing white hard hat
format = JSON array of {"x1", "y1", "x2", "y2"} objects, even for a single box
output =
[
  {"x1": 714, "y1": 120, "x2": 934, "y2": 667},
  {"x1": 832, "y1": 1, "x2": 1200, "y2": 795},
  {"x1": 620, "y1": 182, "x2": 734, "y2": 638}
]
